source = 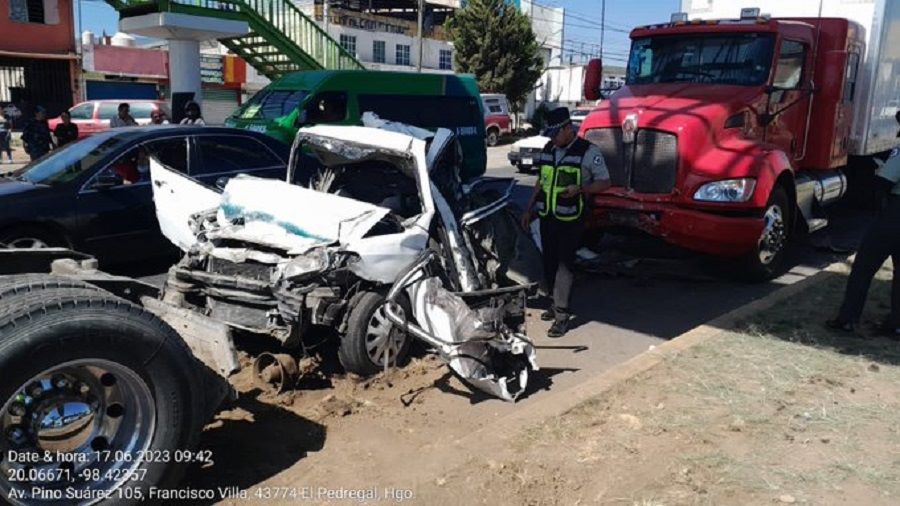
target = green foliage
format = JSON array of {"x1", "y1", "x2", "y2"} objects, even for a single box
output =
[{"x1": 447, "y1": 0, "x2": 543, "y2": 112}]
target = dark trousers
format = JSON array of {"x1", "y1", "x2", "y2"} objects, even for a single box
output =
[
  {"x1": 838, "y1": 197, "x2": 900, "y2": 325},
  {"x1": 540, "y1": 217, "x2": 584, "y2": 317}
]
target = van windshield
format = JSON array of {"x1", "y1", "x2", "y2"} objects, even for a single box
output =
[
  {"x1": 627, "y1": 33, "x2": 775, "y2": 86},
  {"x1": 235, "y1": 90, "x2": 309, "y2": 120}
]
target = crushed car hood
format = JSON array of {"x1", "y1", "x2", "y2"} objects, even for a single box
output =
[{"x1": 150, "y1": 159, "x2": 390, "y2": 255}]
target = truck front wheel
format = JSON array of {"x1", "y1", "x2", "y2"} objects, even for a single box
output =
[
  {"x1": 739, "y1": 186, "x2": 792, "y2": 281},
  {"x1": 0, "y1": 281, "x2": 204, "y2": 505}
]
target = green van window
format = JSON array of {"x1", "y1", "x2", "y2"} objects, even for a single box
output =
[{"x1": 240, "y1": 90, "x2": 309, "y2": 120}]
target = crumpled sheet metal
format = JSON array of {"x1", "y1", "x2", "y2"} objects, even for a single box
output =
[
  {"x1": 408, "y1": 277, "x2": 537, "y2": 402},
  {"x1": 219, "y1": 175, "x2": 390, "y2": 254},
  {"x1": 149, "y1": 158, "x2": 221, "y2": 252}
]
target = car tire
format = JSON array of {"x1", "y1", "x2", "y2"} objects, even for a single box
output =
[
  {"x1": 0, "y1": 282, "x2": 205, "y2": 505},
  {"x1": 0, "y1": 226, "x2": 67, "y2": 249},
  {"x1": 737, "y1": 186, "x2": 792, "y2": 282},
  {"x1": 338, "y1": 291, "x2": 412, "y2": 377},
  {"x1": 486, "y1": 128, "x2": 500, "y2": 147}
]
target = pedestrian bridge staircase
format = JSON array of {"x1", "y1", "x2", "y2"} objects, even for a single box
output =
[{"x1": 105, "y1": 0, "x2": 363, "y2": 79}]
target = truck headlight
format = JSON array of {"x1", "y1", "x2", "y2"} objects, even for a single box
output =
[{"x1": 693, "y1": 178, "x2": 757, "y2": 202}]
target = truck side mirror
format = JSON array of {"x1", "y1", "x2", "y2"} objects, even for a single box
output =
[{"x1": 584, "y1": 59, "x2": 603, "y2": 101}]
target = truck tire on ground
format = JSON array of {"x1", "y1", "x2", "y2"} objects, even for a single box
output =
[
  {"x1": 486, "y1": 128, "x2": 500, "y2": 147},
  {"x1": 338, "y1": 291, "x2": 412, "y2": 377},
  {"x1": 739, "y1": 186, "x2": 792, "y2": 281},
  {"x1": 0, "y1": 284, "x2": 203, "y2": 505}
]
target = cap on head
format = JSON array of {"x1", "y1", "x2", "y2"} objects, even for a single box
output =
[{"x1": 541, "y1": 107, "x2": 572, "y2": 138}]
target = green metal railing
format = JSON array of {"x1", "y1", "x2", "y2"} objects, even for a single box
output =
[{"x1": 107, "y1": 0, "x2": 363, "y2": 78}]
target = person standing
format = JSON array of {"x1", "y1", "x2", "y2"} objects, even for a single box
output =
[
  {"x1": 521, "y1": 107, "x2": 611, "y2": 338},
  {"x1": 150, "y1": 110, "x2": 169, "y2": 125},
  {"x1": 179, "y1": 101, "x2": 205, "y2": 126},
  {"x1": 21, "y1": 106, "x2": 53, "y2": 161},
  {"x1": 827, "y1": 145, "x2": 900, "y2": 338},
  {"x1": 109, "y1": 103, "x2": 137, "y2": 128},
  {"x1": 0, "y1": 110, "x2": 12, "y2": 163},
  {"x1": 53, "y1": 110, "x2": 79, "y2": 147}
]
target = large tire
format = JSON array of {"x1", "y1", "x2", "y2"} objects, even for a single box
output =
[
  {"x1": 0, "y1": 226, "x2": 67, "y2": 249},
  {"x1": 0, "y1": 282, "x2": 204, "y2": 505},
  {"x1": 486, "y1": 128, "x2": 500, "y2": 147},
  {"x1": 338, "y1": 291, "x2": 412, "y2": 377},
  {"x1": 737, "y1": 186, "x2": 792, "y2": 281}
]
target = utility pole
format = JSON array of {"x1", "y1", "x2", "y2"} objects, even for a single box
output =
[
  {"x1": 600, "y1": 0, "x2": 606, "y2": 59},
  {"x1": 417, "y1": 0, "x2": 425, "y2": 72}
]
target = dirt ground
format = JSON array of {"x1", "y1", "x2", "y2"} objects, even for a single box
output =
[{"x1": 181, "y1": 263, "x2": 900, "y2": 505}]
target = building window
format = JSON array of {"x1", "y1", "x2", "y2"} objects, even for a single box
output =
[
  {"x1": 373, "y1": 40, "x2": 386, "y2": 64},
  {"x1": 395, "y1": 44, "x2": 411, "y2": 66},
  {"x1": 339, "y1": 34, "x2": 357, "y2": 56},
  {"x1": 10, "y1": 0, "x2": 46, "y2": 23},
  {"x1": 439, "y1": 49, "x2": 453, "y2": 70}
]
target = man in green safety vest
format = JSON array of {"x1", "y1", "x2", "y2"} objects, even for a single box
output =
[{"x1": 521, "y1": 107, "x2": 611, "y2": 338}]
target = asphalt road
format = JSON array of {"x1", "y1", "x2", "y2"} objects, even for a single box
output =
[{"x1": 131, "y1": 143, "x2": 862, "y2": 402}]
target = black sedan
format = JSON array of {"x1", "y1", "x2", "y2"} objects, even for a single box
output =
[{"x1": 0, "y1": 126, "x2": 290, "y2": 262}]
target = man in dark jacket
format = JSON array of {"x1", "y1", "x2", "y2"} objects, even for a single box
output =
[
  {"x1": 53, "y1": 111, "x2": 79, "y2": 147},
  {"x1": 21, "y1": 106, "x2": 53, "y2": 160}
]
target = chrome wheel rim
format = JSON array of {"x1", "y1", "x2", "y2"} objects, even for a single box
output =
[
  {"x1": 6, "y1": 237, "x2": 49, "y2": 249},
  {"x1": 0, "y1": 359, "x2": 156, "y2": 505},
  {"x1": 758, "y1": 204, "x2": 787, "y2": 265},
  {"x1": 365, "y1": 304, "x2": 406, "y2": 367}
]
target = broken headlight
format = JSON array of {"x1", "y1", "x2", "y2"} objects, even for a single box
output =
[{"x1": 279, "y1": 248, "x2": 331, "y2": 282}]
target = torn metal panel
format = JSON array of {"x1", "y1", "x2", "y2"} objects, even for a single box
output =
[
  {"x1": 346, "y1": 230, "x2": 428, "y2": 284},
  {"x1": 150, "y1": 159, "x2": 221, "y2": 252},
  {"x1": 219, "y1": 175, "x2": 390, "y2": 253}
]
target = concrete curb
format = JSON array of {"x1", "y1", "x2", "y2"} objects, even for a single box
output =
[{"x1": 456, "y1": 258, "x2": 853, "y2": 448}]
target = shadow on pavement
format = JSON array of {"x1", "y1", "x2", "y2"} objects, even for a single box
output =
[
  {"x1": 182, "y1": 395, "x2": 326, "y2": 500},
  {"x1": 734, "y1": 271, "x2": 900, "y2": 367}
]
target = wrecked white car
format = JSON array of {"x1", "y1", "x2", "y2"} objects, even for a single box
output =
[{"x1": 153, "y1": 124, "x2": 543, "y2": 401}]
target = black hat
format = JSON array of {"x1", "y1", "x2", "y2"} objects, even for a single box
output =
[{"x1": 541, "y1": 107, "x2": 572, "y2": 138}]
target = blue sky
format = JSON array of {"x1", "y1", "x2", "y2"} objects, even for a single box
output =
[{"x1": 74, "y1": 0, "x2": 680, "y2": 65}]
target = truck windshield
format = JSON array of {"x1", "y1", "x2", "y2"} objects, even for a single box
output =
[{"x1": 627, "y1": 33, "x2": 775, "y2": 86}]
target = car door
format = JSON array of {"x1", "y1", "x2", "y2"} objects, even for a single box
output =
[
  {"x1": 190, "y1": 133, "x2": 287, "y2": 188},
  {"x1": 76, "y1": 136, "x2": 189, "y2": 259}
]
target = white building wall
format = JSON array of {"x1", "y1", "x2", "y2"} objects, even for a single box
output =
[
  {"x1": 327, "y1": 24, "x2": 454, "y2": 72},
  {"x1": 521, "y1": 0, "x2": 564, "y2": 67}
]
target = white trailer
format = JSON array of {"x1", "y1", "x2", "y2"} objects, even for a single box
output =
[{"x1": 681, "y1": 0, "x2": 900, "y2": 155}]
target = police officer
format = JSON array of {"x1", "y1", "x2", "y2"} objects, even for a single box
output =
[
  {"x1": 521, "y1": 107, "x2": 611, "y2": 338},
  {"x1": 827, "y1": 137, "x2": 900, "y2": 338}
]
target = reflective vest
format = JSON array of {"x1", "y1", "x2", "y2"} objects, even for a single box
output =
[{"x1": 534, "y1": 138, "x2": 591, "y2": 222}]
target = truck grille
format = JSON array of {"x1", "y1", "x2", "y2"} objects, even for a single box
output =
[{"x1": 584, "y1": 128, "x2": 678, "y2": 194}]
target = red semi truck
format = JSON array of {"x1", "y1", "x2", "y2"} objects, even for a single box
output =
[{"x1": 580, "y1": 2, "x2": 900, "y2": 279}]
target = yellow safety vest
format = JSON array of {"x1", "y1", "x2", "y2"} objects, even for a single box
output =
[{"x1": 534, "y1": 140, "x2": 589, "y2": 222}]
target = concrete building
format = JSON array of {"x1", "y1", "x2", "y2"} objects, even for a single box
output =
[
  {"x1": 294, "y1": 0, "x2": 457, "y2": 73},
  {"x1": 0, "y1": 0, "x2": 79, "y2": 126},
  {"x1": 520, "y1": 0, "x2": 564, "y2": 67}
]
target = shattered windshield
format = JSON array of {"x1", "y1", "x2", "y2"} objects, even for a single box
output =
[{"x1": 627, "y1": 33, "x2": 775, "y2": 86}]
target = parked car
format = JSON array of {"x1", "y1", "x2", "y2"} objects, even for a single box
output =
[
  {"x1": 0, "y1": 126, "x2": 289, "y2": 261},
  {"x1": 482, "y1": 93, "x2": 512, "y2": 147},
  {"x1": 507, "y1": 135, "x2": 550, "y2": 173},
  {"x1": 48, "y1": 100, "x2": 170, "y2": 139},
  {"x1": 570, "y1": 108, "x2": 592, "y2": 131}
]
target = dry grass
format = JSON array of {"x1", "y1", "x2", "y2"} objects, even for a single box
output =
[{"x1": 431, "y1": 263, "x2": 900, "y2": 505}]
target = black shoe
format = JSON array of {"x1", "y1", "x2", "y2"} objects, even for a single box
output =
[
  {"x1": 540, "y1": 308, "x2": 555, "y2": 321},
  {"x1": 826, "y1": 318, "x2": 856, "y2": 332},
  {"x1": 547, "y1": 317, "x2": 570, "y2": 338},
  {"x1": 877, "y1": 321, "x2": 900, "y2": 339}
]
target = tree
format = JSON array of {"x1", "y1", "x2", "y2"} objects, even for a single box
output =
[{"x1": 447, "y1": 0, "x2": 543, "y2": 121}]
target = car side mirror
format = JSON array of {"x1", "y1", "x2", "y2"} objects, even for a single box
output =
[
  {"x1": 93, "y1": 172, "x2": 121, "y2": 190},
  {"x1": 584, "y1": 59, "x2": 604, "y2": 101}
]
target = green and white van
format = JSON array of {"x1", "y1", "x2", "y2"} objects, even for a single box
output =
[{"x1": 225, "y1": 70, "x2": 487, "y2": 179}]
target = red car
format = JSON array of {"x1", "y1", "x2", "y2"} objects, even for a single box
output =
[
  {"x1": 481, "y1": 94, "x2": 512, "y2": 146},
  {"x1": 48, "y1": 100, "x2": 170, "y2": 139}
]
